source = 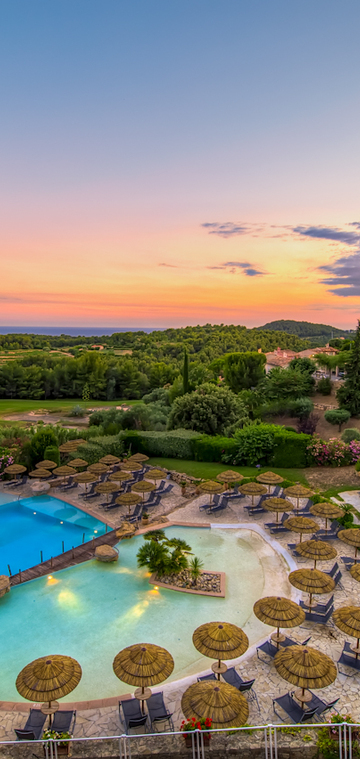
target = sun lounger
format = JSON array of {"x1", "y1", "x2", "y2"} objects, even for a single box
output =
[
  {"x1": 145, "y1": 495, "x2": 161, "y2": 509},
  {"x1": 221, "y1": 668, "x2": 259, "y2": 710},
  {"x1": 300, "y1": 595, "x2": 334, "y2": 615},
  {"x1": 127, "y1": 503, "x2": 143, "y2": 523},
  {"x1": 326, "y1": 562, "x2": 343, "y2": 589},
  {"x1": 15, "y1": 709, "x2": 47, "y2": 741},
  {"x1": 273, "y1": 693, "x2": 317, "y2": 724},
  {"x1": 269, "y1": 513, "x2": 290, "y2": 534},
  {"x1": 52, "y1": 710, "x2": 76, "y2": 734},
  {"x1": 337, "y1": 642, "x2": 360, "y2": 676},
  {"x1": 341, "y1": 556, "x2": 355, "y2": 570},
  {"x1": 256, "y1": 635, "x2": 310, "y2": 662},
  {"x1": 300, "y1": 693, "x2": 339, "y2": 721},
  {"x1": 265, "y1": 512, "x2": 290, "y2": 531},
  {"x1": 119, "y1": 698, "x2": 148, "y2": 734},
  {"x1": 200, "y1": 493, "x2": 220, "y2": 510},
  {"x1": 198, "y1": 673, "x2": 216, "y2": 681},
  {"x1": 206, "y1": 498, "x2": 227, "y2": 515},
  {"x1": 146, "y1": 692, "x2": 174, "y2": 732},
  {"x1": 303, "y1": 606, "x2": 334, "y2": 624}
]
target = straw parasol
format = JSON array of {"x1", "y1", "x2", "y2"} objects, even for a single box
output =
[
  {"x1": 350, "y1": 563, "x2": 360, "y2": 582},
  {"x1": 199, "y1": 481, "x2": 224, "y2": 505},
  {"x1": 109, "y1": 471, "x2": 132, "y2": 484},
  {"x1": 333, "y1": 606, "x2": 360, "y2": 657},
  {"x1": 239, "y1": 482, "x2": 267, "y2": 507},
  {"x1": 216, "y1": 470, "x2": 244, "y2": 490},
  {"x1": 128, "y1": 453, "x2": 149, "y2": 463},
  {"x1": 87, "y1": 462, "x2": 109, "y2": 475},
  {"x1": 289, "y1": 568, "x2": 335, "y2": 608},
  {"x1": 3, "y1": 463, "x2": 26, "y2": 480},
  {"x1": 113, "y1": 643, "x2": 174, "y2": 709},
  {"x1": 261, "y1": 497, "x2": 291, "y2": 523},
  {"x1": 121, "y1": 460, "x2": 143, "y2": 472},
  {"x1": 95, "y1": 481, "x2": 119, "y2": 504},
  {"x1": 193, "y1": 621, "x2": 248, "y2": 679},
  {"x1": 283, "y1": 485, "x2": 314, "y2": 511},
  {"x1": 99, "y1": 454, "x2": 120, "y2": 465},
  {"x1": 116, "y1": 491, "x2": 142, "y2": 514},
  {"x1": 132, "y1": 480, "x2": 156, "y2": 501},
  {"x1": 36, "y1": 460, "x2": 57, "y2": 470},
  {"x1": 338, "y1": 529, "x2": 360, "y2": 561},
  {"x1": 73, "y1": 470, "x2": 97, "y2": 495},
  {"x1": 16, "y1": 654, "x2": 82, "y2": 711},
  {"x1": 253, "y1": 597, "x2": 305, "y2": 646},
  {"x1": 283, "y1": 516, "x2": 319, "y2": 543},
  {"x1": 59, "y1": 441, "x2": 83, "y2": 454},
  {"x1": 53, "y1": 465, "x2": 76, "y2": 476},
  {"x1": 309, "y1": 502, "x2": 344, "y2": 530},
  {"x1": 295, "y1": 539, "x2": 337, "y2": 568},
  {"x1": 69, "y1": 458, "x2": 88, "y2": 468},
  {"x1": 256, "y1": 471, "x2": 284, "y2": 492},
  {"x1": 274, "y1": 645, "x2": 336, "y2": 709},
  {"x1": 181, "y1": 681, "x2": 249, "y2": 729},
  {"x1": 29, "y1": 468, "x2": 51, "y2": 479},
  {"x1": 145, "y1": 468, "x2": 166, "y2": 483}
]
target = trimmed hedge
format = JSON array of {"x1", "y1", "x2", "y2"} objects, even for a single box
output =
[
  {"x1": 69, "y1": 435, "x2": 124, "y2": 465},
  {"x1": 192, "y1": 435, "x2": 237, "y2": 462},
  {"x1": 271, "y1": 430, "x2": 311, "y2": 468},
  {"x1": 120, "y1": 429, "x2": 202, "y2": 460},
  {"x1": 43, "y1": 445, "x2": 60, "y2": 467}
]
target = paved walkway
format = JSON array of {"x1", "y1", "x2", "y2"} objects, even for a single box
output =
[{"x1": 1, "y1": 485, "x2": 360, "y2": 739}]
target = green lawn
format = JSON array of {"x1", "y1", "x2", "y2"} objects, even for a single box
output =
[
  {"x1": 0, "y1": 399, "x2": 140, "y2": 417},
  {"x1": 147, "y1": 457, "x2": 309, "y2": 485}
]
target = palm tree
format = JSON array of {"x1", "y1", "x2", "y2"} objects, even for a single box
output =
[{"x1": 190, "y1": 556, "x2": 204, "y2": 587}]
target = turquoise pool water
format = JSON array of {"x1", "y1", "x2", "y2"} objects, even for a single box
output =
[
  {"x1": 0, "y1": 494, "x2": 106, "y2": 575},
  {"x1": 0, "y1": 526, "x2": 289, "y2": 702}
]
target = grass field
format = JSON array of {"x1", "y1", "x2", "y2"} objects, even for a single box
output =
[
  {"x1": 0, "y1": 399, "x2": 141, "y2": 418},
  {"x1": 147, "y1": 457, "x2": 309, "y2": 485}
]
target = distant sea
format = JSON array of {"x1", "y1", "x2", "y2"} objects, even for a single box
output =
[{"x1": 0, "y1": 326, "x2": 160, "y2": 336}]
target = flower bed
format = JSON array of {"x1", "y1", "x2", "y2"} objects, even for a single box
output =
[{"x1": 307, "y1": 435, "x2": 360, "y2": 467}]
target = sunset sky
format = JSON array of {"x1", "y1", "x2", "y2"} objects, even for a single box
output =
[{"x1": 1, "y1": 1, "x2": 359, "y2": 329}]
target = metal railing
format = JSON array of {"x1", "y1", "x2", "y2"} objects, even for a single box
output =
[{"x1": 1, "y1": 722, "x2": 359, "y2": 759}]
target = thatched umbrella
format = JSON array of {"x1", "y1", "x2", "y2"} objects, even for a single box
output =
[
  {"x1": 274, "y1": 645, "x2": 336, "y2": 709},
  {"x1": 145, "y1": 468, "x2": 167, "y2": 484},
  {"x1": 36, "y1": 460, "x2": 57, "y2": 470},
  {"x1": 109, "y1": 470, "x2": 132, "y2": 486},
  {"x1": 199, "y1": 481, "x2": 224, "y2": 506},
  {"x1": 239, "y1": 482, "x2": 267, "y2": 507},
  {"x1": 283, "y1": 516, "x2": 319, "y2": 543},
  {"x1": 333, "y1": 606, "x2": 360, "y2": 657},
  {"x1": 29, "y1": 468, "x2": 51, "y2": 479},
  {"x1": 289, "y1": 568, "x2": 335, "y2": 608},
  {"x1": 309, "y1": 502, "x2": 344, "y2": 531},
  {"x1": 128, "y1": 453, "x2": 149, "y2": 463},
  {"x1": 73, "y1": 470, "x2": 97, "y2": 495},
  {"x1": 95, "y1": 481, "x2": 119, "y2": 504},
  {"x1": 256, "y1": 471, "x2": 284, "y2": 492},
  {"x1": 59, "y1": 441, "x2": 82, "y2": 454},
  {"x1": 69, "y1": 458, "x2": 88, "y2": 469},
  {"x1": 283, "y1": 485, "x2": 314, "y2": 511},
  {"x1": 193, "y1": 621, "x2": 248, "y2": 679},
  {"x1": 16, "y1": 654, "x2": 82, "y2": 713},
  {"x1": 216, "y1": 470, "x2": 244, "y2": 490},
  {"x1": 121, "y1": 460, "x2": 143, "y2": 473},
  {"x1": 350, "y1": 563, "x2": 360, "y2": 582},
  {"x1": 338, "y1": 529, "x2": 360, "y2": 562},
  {"x1": 261, "y1": 497, "x2": 292, "y2": 523},
  {"x1": 132, "y1": 480, "x2": 156, "y2": 502},
  {"x1": 295, "y1": 539, "x2": 337, "y2": 569},
  {"x1": 116, "y1": 491, "x2": 142, "y2": 514},
  {"x1": 87, "y1": 463, "x2": 109, "y2": 477},
  {"x1": 3, "y1": 463, "x2": 27, "y2": 481},
  {"x1": 253, "y1": 597, "x2": 305, "y2": 646},
  {"x1": 181, "y1": 681, "x2": 249, "y2": 729},
  {"x1": 99, "y1": 454, "x2": 120, "y2": 466},
  {"x1": 113, "y1": 643, "x2": 174, "y2": 710},
  {"x1": 53, "y1": 465, "x2": 76, "y2": 486}
]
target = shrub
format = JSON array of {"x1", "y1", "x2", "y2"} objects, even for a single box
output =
[
  {"x1": 0, "y1": 448, "x2": 14, "y2": 476},
  {"x1": 271, "y1": 429, "x2": 311, "y2": 468},
  {"x1": 192, "y1": 435, "x2": 237, "y2": 463},
  {"x1": 296, "y1": 413, "x2": 320, "y2": 435},
  {"x1": 43, "y1": 445, "x2": 60, "y2": 466},
  {"x1": 224, "y1": 424, "x2": 277, "y2": 466},
  {"x1": 69, "y1": 436, "x2": 124, "y2": 464},
  {"x1": 29, "y1": 427, "x2": 58, "y2": 465},
  {"x1": 324, "y1": 408, "x2": 351, "y2": 431},
  {"x1": 342, "y1": 428, "x2": 360, "y2": 443},
  {"x1": 68, "y1": 405, "x2": 87, "y2": 418},
  {"x1": 308, "y1": 435, "x2": 360, "y2": 466},
  {"x1": 168, "y1": 383, "x2": 249, "y2": 436},
  {"x1": 119, "y1": 429, "x2": 202, "y2": 460},
  {"x1": 289, "y1": 397, "x2": 313, "y2": 419},
  {"x1": 317, "y1": 377, "x2": 332, "y2": 395}
]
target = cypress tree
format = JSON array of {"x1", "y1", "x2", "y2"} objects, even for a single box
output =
[
  {"x1": 183, "y1": 348, "x2": 189, "y2": 395},
  {"x1": 337, "y1": 320, "x2": 360, "y2": 416}
]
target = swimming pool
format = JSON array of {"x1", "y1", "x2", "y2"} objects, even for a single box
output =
[
  {"x1": 0, "y1": 494, "x2": 107, "y2": 575},
  {"x1": 0, "y1": 526, "x2": 292, "y2": 702}
]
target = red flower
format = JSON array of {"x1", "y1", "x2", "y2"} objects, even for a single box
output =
[{"x1": 197, "y1": 722, "x2": 201, "y2": 730}]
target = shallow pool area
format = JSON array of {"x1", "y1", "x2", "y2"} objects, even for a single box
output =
[
  {"x1": 0, "y1": 494, "x2": 107, "y2": 575},
  {"x1": 0, "y1": 526, "x2": 292, "y2": 702}
]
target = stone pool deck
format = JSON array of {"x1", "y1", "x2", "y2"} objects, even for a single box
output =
[{"x1": 1, "y1": 484, "x2": 360, "y2": 740}]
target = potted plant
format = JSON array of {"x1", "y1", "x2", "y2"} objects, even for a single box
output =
[
  {"x1": 180, "y1": 481, "x2": 187, "y2": 496},
  {"x1": 180, "y1": 717, "x2": 212, "y2": 748},
  {"x1": 328, "y1": 713, "x2": 358, "y2": 742},
  {"x1": 43, "y1": 729, "x2": 72, "y2": 756},
  {"x1": 142, "y1": 512, "x2": 149, "y2": 525}
]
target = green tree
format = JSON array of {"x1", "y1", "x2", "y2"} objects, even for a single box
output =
[
  {"x1": 168, "y1": 383, "x2": 249, "y2": 435},
  {"x1": 224, "y1": 352, "x2": 266, "y2": 392},
  {"x1": 43, "y1": 445, "x2": 60, "y2": 466},
  {"x1": 183, "y1": 348, "x2": 189, "y2": 395},
  {"x1": 189, "y1": 556, "x2": 204, "y2": 586},
  {"x1": 30, "y1": 428, "x2": 58, "y2": 465},
  {"x1": 324, "y1": 408, "x2": 351, "y2": 432},
  {"x1": 337, "y1": 321, "x2": 360, "y2": 416}
]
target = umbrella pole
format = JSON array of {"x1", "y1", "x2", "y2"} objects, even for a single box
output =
[
  {"x1": 276, "y1": 512, "x2": 279, "y2": 523},
  {"x1": 299, "y1": 533, "x2": 303, "y2": 543},
  {"x1": 217, "y1": 658, "x2": 221, "y2": 681}
]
